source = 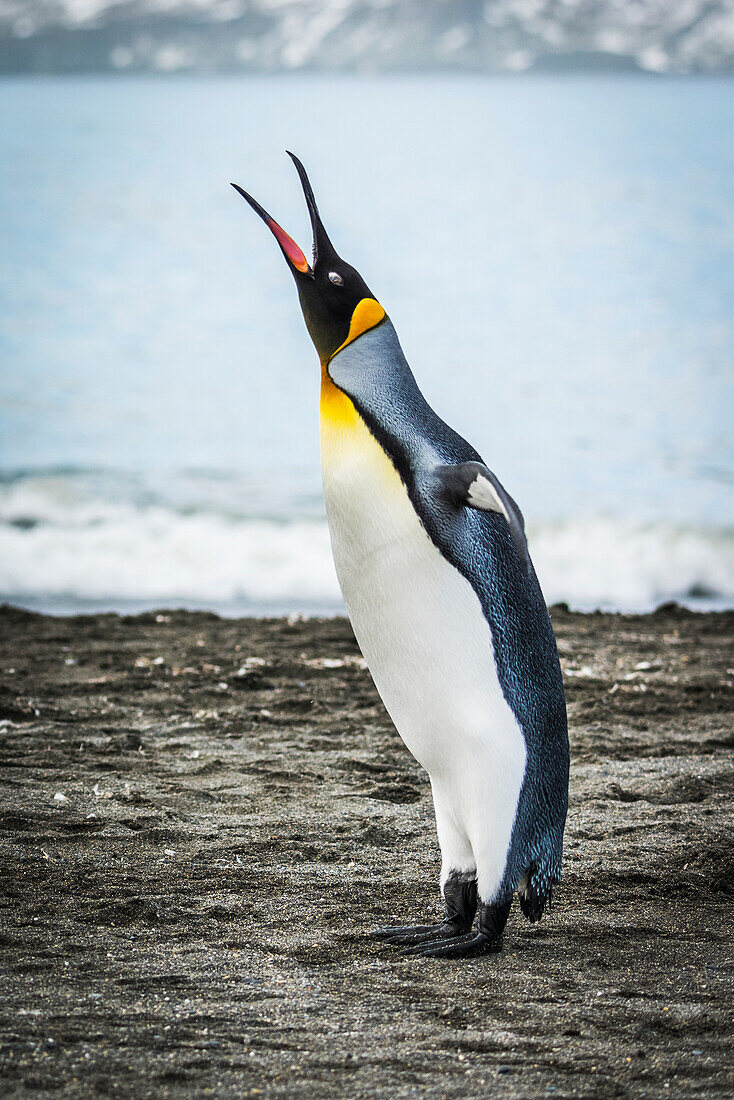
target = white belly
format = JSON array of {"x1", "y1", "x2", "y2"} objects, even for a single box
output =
[{"x1": 320, "y1": 390, "x2": 526, "y2": 895}]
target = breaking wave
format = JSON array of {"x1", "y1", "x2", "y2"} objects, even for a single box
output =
[{"x1": 1, "y1": 473, "x2": 732, "y2": 615}]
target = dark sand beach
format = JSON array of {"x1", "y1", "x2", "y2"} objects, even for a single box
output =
[{"x1": 0, "y1": 604, "x2": 732, "y2": 1098}]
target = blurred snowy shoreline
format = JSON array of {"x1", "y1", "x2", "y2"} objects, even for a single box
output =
[{"x1": 2, "y1": 0, "x2": 734, "y2": 76}]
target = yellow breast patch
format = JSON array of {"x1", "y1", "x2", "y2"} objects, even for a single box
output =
[
  {"x1": 319, "y1": 297, "x2": 403, "y2": 492},
  {"x1": 320, "y1": 388, "x2": 407, "y2": 509},
  {"x1": 320, "y1": 372, "x2": 360, "y2": 430}
]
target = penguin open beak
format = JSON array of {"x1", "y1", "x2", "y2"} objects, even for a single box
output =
[
  {"x1": 231, "y1": 152, "x2": 337, "y2": 278},
  {"x1": 230, "y1": 181, "x2": 311, "y2": 276}
]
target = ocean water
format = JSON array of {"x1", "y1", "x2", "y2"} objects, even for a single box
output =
[{"x1": 1, "y1": 75, "x2": 732, "y2": 615}]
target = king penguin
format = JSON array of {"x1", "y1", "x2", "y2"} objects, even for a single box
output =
[{"x1": 232, "y1": 154, "x2": 570, "y2": 958}]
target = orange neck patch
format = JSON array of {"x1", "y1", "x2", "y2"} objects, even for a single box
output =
[
  {"x1": 320, "y1": 298, "x2": 385, "y2": 427},
  {"x1": 330, "y1": 297, "x2": 386, "y2": 361}
]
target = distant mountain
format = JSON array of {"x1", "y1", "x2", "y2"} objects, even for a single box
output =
[{"x1": 1, "y1": 0, "x2": 733, "y2": 75}]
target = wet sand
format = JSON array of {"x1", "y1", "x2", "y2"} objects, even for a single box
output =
[{"x1": 0, "y1": 604, "x2": 732, "y2": 1098}]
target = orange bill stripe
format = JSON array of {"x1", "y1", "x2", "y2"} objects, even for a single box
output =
[{"x1": 266, "y1": 218, "x2": 310, "y2": 273}]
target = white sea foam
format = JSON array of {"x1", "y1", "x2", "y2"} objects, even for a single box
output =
[
  {"x1": 529, "y1": 518, "x2": 734, "y2": 612},
  {"x1": 0, "y1": 477, "x2": 340, "y2": 610},
  {"x1": 1, "y1": 475, "x2": 732, "y2": 615}
]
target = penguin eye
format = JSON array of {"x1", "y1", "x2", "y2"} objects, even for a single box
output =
[{"x1": 328, "y1": 271, "x2": 344, "y2": 286}]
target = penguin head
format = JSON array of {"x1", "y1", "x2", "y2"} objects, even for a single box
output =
[{"x1": 232, "y1": 153, "x2": 384, "y2": 364}]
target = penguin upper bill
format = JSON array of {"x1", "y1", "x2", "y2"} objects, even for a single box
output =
[{"x1": 231, "y1": 152, "x2": 385, "y2": 366}]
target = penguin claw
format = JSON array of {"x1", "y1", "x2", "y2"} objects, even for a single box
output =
[
  {"x1": 377, "y1": 923, "x2": 465, "y2": 946},
  {"x1": 400, "y1": 931, "x2": 503, "y2": 959},
  {"x1": 399, "y1": 930, "x2": 475, "y2": 956},
  {"x1": 369, "y1": 923, "x2": 438, "y2": 942}
]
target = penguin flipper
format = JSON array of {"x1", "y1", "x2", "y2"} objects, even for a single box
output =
[{"x1": 434, "y1": 461, "x2": 529, "y2": 565}]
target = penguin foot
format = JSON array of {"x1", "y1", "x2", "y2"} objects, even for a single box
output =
[
  {"x1": 400, "y1": 896, "x2": 513, "y2": 960},
  {"x1": 371, "y1": 869, "x2": 478, "y2": 946}
]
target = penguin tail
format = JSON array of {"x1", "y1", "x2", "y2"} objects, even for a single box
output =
[{"x1": 517, "y1": 862, "x2": 557, "y2": 923}]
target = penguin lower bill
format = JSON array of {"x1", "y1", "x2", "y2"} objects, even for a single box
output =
[{"x1": 232, "y1": 156, "x2": 569, "y2": 958}]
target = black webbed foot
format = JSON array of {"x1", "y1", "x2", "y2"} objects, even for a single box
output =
[
  {"x1": 371, "y1": 870, "x2": 477, "y2": 946},
  {"x1": 400, "y1": 896, "x2": 512, "y2": 960}
]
